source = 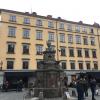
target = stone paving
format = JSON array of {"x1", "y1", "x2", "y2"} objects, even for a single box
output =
[{"x1": 0, "y1": 90, "x2": 100, "y2": 100}]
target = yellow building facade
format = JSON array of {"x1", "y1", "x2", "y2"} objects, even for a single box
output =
[{"x1": 0, "y1": 9, "x2": 100, "y2": 84}]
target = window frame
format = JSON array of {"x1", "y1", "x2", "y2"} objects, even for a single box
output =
[
  {"x1": 60, "y1": 46, "x2": 66, "y2": 56},
  {"x1": 36, "y1": 44, "x2": 43, "y2": 55},
  {"x1": 69, "y1": 48, "x2": 74, "y2": 57},
  {"x1": 8, "y1": 26, "x2": 16, "y2": 37},
  {"x1": 60, "y1": 33, "x2": 65, "y2": 42},
  {"x1": 22, "y1": 44, "x2": 30, "y2": 54},
  {"x1": 22, "y1": 60, "x2": 29, "y2": 69},
  {"x1": 9, "y1": 15, "x2": 16, "y2": 22},
  {"x1": 76, "y1": 35, "x2": 81, "y2": 44},
  {"x1": 23, "y1": 28, "x2": 30, "y2": 38},
  {"x1": 48, "y1": 32, "x2": 54, "y2": 41},
  {"x1": 68, "y1": 34, "x2": 73, "y2": 43},
  {"x1": 24, "y1": 17, "x2": 30, "y2": 24},
  {"x1": 7, "y1": 60, "x2": 14, "y2": 69}
]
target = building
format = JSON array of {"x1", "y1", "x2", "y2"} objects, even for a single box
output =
[{"x1": 0, "y1": 9, "x2": 100, "y2": 86}]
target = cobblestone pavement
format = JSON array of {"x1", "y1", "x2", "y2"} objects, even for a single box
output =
[
  {"x1": 0, "y1": 91, "x2": 25, "y2": 100},
  {"x1": 0, "y1": 91, "x2": 100, "y2": 100}
]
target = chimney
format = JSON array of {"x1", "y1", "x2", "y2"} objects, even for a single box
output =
[
  {"x1": 32, "y1": 12, "x2": 37, "y2": 16},
  {"x1": 47, "y1": 15, "x2": 52, "y2": 19},
  {"x1": 93, "y1": 22, "x2": 99, "y2": 27},
  {"x1": 25, "y1": 12, "x2": 29, "y2": 14},
  {"x1": 57, "y1": 17, "x2": 61, "y2": 20},
  {"x1": 79, "y1": 21, "x2": 83, "y2": 24}
]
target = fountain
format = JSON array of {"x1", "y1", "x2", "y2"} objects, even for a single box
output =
[{"x1": 34, "y1": 41, "x2": 65, "y2": 99}]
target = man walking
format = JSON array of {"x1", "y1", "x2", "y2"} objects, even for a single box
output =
[
  {"x1": 90, "y1": 77, "x2": 96, "y2": 100},
  {"x1": 76, "y1": 77, "x2": 85, "y2": 100}
]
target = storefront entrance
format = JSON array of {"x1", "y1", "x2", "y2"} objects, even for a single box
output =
[{"x1": 4, "y1": 71, "x2": 36, "y2": 90}]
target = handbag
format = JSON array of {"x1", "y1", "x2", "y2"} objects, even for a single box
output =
[{"x1": 65, "y1": 91, "x2": 71, "y2": 99}]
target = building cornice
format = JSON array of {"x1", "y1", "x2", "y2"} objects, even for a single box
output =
[{"x1": 0, "y1": 8, "x2": 100, "y2": 28}]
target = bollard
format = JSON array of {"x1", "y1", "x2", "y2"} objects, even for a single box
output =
[
  {"x1": 39, "y1": 91, "x2": 44, "y2": 100},
  {"x1": 72, "y1": 90, "x2": 76, "y2": 97}
]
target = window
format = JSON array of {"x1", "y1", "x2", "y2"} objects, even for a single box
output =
[
  {"x1": 36, "y1": 45, "x2": 43, "y2": 55},
  {"x1": 76, "y1": 35, "x2": 81, "y2": 44},
  {"x1": 92, "y1": 50, "x2": 97, "y2": 58},
  {"x1": 82, "y1": 27, "x2": 87, "y2": 33},
  {"x1": 24, "y1": 18, "x2": 30, "y2": 24},
  {"x1": 77, "y1": 49, "x2": 82, "y2": 57},
  {"x1": 48, "y1": 32, "x2": 54, "y2": 41},
  {"x1": 60, "y1": 47, "x2": 66, "y2": 56},
  {"x1": 67, "y1": 24, "x2": 72, "y2": 31},
  {"x1": 59, "y1": 23, "x2": 64, "y2": 29},
  {"x1": 9, "y1": 15, "x2": 16, "y2": 22},
  {"x1": 90, "y1": 37, "x2": 95, "y2": 45},
  {"x1": 37, "y1": 59, "x2": 42, "y2": 69},
  {"x1": 36, "y1": 19, "x2": 42, "y2": 26},
  {"x1": 69, "y1": 48, "x2": 74, "y2": 57},
  {"x1": 22, "y1": 60, "x2": 29, "y2": 69},
  {"x1": 48, "y1": 21, "x2": 54, "y2": 28},
  {"x1": 86, "y1": 62, "x2": 91, "y2": 70},
  {"x1": 79, "y1": 62, "x2": 83, "y2": 70},
  {"x1": 23, "y1": 44, "x2": 29, "y2": 54},
  {"x1": 83, "y1": 37, "x2": 88, "y2": 45},
  {"x1": 85, "y1": 49, "x2": 89, "y2": 58},
  {"x1": 7, "y1": 60, "x2": 14, "y2": 69},
  {"x1": 8, "y1": 27, "x2": 16, "y2": 37},
  {"x1": 7, "y1": 43, "x2": 15, "y2": 54},
  {"x1": 60, "y1": 33, "x2": 65, "y2": 42},
  {"x1": 94, "y1": 62, "x2": 98, "y2": 70},
  {"x1": 75, "y1": 25, "x2": 80, "y2": 32},
  {"x1": 36, "y1": 30, "x2": 43, "y2": 40},
  {"x1": 61, "y1": 61, "x2": 66, "y2": 69},
  {"x1": 23, "y1": 29, "x2": 30, "y2": 38},
  {"x1": 70, "y1": 61, "x2": 75, "y2": 69},
  {"x1": 68, "y1": 34, "x2": 73, "y2": 43},
  {"x1": 90, "y1": 28, "x2": 94, "y2": 33}
]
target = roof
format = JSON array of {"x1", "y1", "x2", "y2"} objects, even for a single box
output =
[{"x1": 0, "y1": 8, "x2": 99, "y2": 28}]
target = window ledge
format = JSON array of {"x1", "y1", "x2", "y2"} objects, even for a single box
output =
[
  {"x1": 23, "y1": 37, "x2": 30, "y2": 39},
  {"x1": 36, "y1": 39, "x2": 43, "y2": 40},
  {"x1": 23, "y1": 53, "x2": 30, "y2": 55},
  {"x1": 8, "y1": 36, "x2": 16, "y2": 38},
  {"x1": 7, "y1": 52, "x2": 15, "y2": 54}
]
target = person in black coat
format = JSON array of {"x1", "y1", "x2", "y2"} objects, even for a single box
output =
[
  {"x1": 90, "y1": 77, "x2": 96, "y2": 100},
  {"x1": 76, "y1": 77, "x2": 85, "y2": 100}
]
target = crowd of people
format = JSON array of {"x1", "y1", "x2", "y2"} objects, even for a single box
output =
[
  {"x1": 69, "y1": 75, "x2": 97, "y2": 100},
  {"x1": 2, "y1": 79, "x2": 23, "y2": 92}
]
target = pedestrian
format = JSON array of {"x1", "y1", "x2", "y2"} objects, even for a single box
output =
[
  {"x1": 90, "y1": 77, "x2": 96, "y2": 100},
  {"x1": 63, "y1": 76, "x2": 68, "y2": 88},
  {"x1": 18, "y1": 80, "x2": 23, "y2": 91},
  {"x1": 4, "y1": 81, "x2": 9, "y2": 92},
  {"x1": 83, "y1": 77, "x2": 89, "y2": 97},
  {"x1": 76, "y1": 77, "x2": 85, "y2": 100}
]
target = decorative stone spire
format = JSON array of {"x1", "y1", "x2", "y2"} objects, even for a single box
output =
[{"x1": 43, "y1": 41, "x2": 56, "y2": 61}]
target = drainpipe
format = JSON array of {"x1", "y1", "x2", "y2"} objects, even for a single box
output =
[
  {"x1": 56, "y1": 20, "x2": 59, "y2": 61},
  {"x1": 97, "y1": 28, "x2": 100, "y2": 49}
]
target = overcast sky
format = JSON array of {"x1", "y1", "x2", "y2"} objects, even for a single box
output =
[{"x1": 0, "y1": 0, "x2": 100, "y2": 24}]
